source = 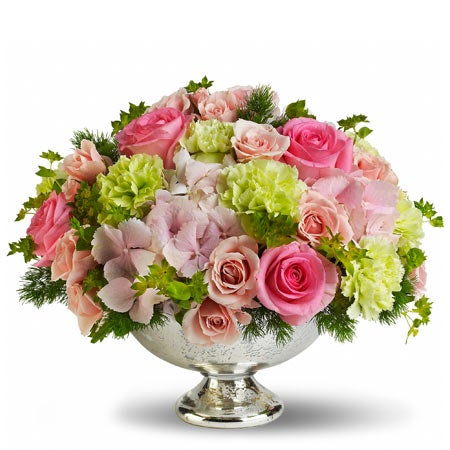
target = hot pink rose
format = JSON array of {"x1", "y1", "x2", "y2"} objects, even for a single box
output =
[
  {"x1": 231, "y1": 119, "x2": 290, "y2": 162},
  {"x1": 67, "y1": 284, "x2": 103, "y2": 336},
  {"x1": 353, "y1": 149, "x2": 398, "y2": 184},
  {"x1": 62, "y1": 140, "x2": 109, "y2": 183},
  {"x1": 51, "y1": 229, "x2": 96, "y2": 286},
  {"x1": 196, "y1": 88, "x2": 250, "y2": 122},
  {"x1": 298, "y1": 190, "x2": 353, "y2": 245},
  {"x1": 149, "y1": 88, "x2": 193, "y2": 114},
  {"x1": 256, "y1": 242, "x2": 338, "y2": 325},
  {"x1": 116, "y1": 107, "x2": 191, "y2": 169},
  {"x1": 205, "y1": 235, "x2": 259, "y2": 308},
  {"x1": 182, "y1": 297, "x2": 251, "y2": 346},
  {"x1": 27, "y1": 191, "x2": 71, "y2": 267},
  {"x1": 281, "y1": 118, "x2": 353, "y2": 180}
]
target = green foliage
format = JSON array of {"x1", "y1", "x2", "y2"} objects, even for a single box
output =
[
  {"x1": 237, "y1": 85, "x2": 278, "y2": 124},
  {"x1": 286, "y1": 99, "x2": 316, "y2": 120},
  {"x1": 405, "y1": 296, "x2": 432, "y2": 342},
  {"x1": 40, "y1": 150, "x2": 63, "y2": 163},
  {"x1": 18, "y1": 266, "x2": 67, "y2": 308},
  {"x1": 401, "y1": 247, "x2": 426, "y2": 275},
  {"x1": 241, "y1": 212, "x2": 298, "y2": 248},
  {"x1": 337, "y1": 114, "x2": 373, "y2": 143},
  {"x1": 414, "y1": 198, "x2": 444, "y2": 227},
  {"x1": 378, "y1": 276, "x2": 414, "y2": 325},
  {"x1": 111, "y1": 101, "x2": 149, "y2": 135},
  {"x1": 82, "y1": 267, "x2": 107, "y2": 294},
  {"x1": 15, "y1": 193, "x2": 48, "y2": 221},
  {"x1": 241, "y1": 305, "x2": 294, "y2": 346},
  {"x1": 70, "y1": 217, "x2": 97, "y2": 251},
  {"x1": 317, "y1": 233, "x2": 368, "y2": 275},
  {"x1": 70, "y1": 129, "x2": 119, "y2": 163},
  {"x1": 184, "y1": 75, "x2": 214, "y2": 93},
  {"x1": 314, "y1": 292, "x2": 358, "y2": 342},
  {"x1": 70, "y1": 181, "x2": 101, "y2": 226},
  {"x1": 8, "y1": 236, "x2": 36, "y2": 263}
]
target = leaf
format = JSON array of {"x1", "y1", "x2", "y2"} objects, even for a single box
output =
[
  {"x1": 111, "y1": 101, "x2": 149, "y2": 135},
  {"x1": 36, "y1": 166, "x2": 56, "y2": 178},
  {"x1": 184, "y1": 75, "x2": 214, "y2": 93},
  {"x1": 414, "y1": 198, "x2": 444, "y2": 228},
  {"x1": 8, "y1": 236, "x2": 36, "y2": 263},
  {"x1": 357, "y1": 126, "x2": 373, "y2": 139},
  {"x1": 285, "y1": 99, "x2": 316, "y2": 119},
  {"x1": 337, "y1": 114, "x2": 369, "y2": 131},
  {"x1": 40, "y1": 150, "x2": 63, "y2": 163},
  {"x1": 166, "y1": 281, "x2": 191, "y2": 301}
]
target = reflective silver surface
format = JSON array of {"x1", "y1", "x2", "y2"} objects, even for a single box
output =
[{"x1": 133, "y1": 317, "x2": 318, "y2": 428}]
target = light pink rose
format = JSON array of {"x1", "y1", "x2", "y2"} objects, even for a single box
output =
[
  {"x1": 256, "y1": 242, "x2": 338, "y2": 325},
  {"x1": 231, "y1": 119, "x2": 290, "y2": 162},
  {"x1": 280, "y1": 118, "x2": 354, "y2": 180},
  {"x1": 27, "y1": 191, "x2": 71, "y2": 267},
  {"x1": 297, "y1": 190, "x2": 353, "y2": 245},
  {"x1": 196, "y1": 88, "x2": 250, "y2": 122},
  {"x1": 353, "y1": 149, "x2": 398, "y2": 184},
  {"x1": 410, "y1": 264, "x2": 427, "y2": 297},
  {"x1": 182, "y1": 297, "x2": 251, "y2": 346},
  {"x1": 51, "y1": 229, "x2": 96, "y2": 286},
  {"x1": 67, "y1": 284, "x2": 103, "y2": 336},
  {"x1": 116, "y1": 107, "x2": 192, "y2": 169},
  {"x1": 61, "y1": 177, "x2": 80, "y2": 202},
  {"x1": 205, "y1": 235, "x2": 259, "y2": 308},
  {"x1": 149, "y1": 88, "x2": 193, "y2": 114},
  {"x1": 62, "y1": 140, "x2": 109, "y2": 183}
]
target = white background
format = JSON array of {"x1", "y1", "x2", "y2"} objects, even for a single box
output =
[{"x1": 1, "y1": 1, "x2": 449, "y2": 449}]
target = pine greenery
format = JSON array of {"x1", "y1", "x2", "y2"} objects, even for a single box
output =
[
  {"x1": 237, "y1": 85, "x2": 278, "y2": 124},
  {"x1": 18, "y1": 267, "x2": 67, "y2": 308},
  {"x1": 70, "y1": 129, "x2": 119, "y2": 163}
]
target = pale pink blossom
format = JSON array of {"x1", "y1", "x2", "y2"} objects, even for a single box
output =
[
  {"x1": 51, "y1": 229, "x2": 96, "y2": 286},
  {"x1": 297, "y1": 189, "x2": 353, "y2": 245},
  {"x1": 256, "y1": 242, "x2": 338, "y2": 326},
  {"x1": 67, "y1": 284, "x2": 103, "y2": 335},
  {"x1": 97, "y1": 277, "x2": 166, "y2": 323},
  {"x1": 27, "y1": 191, "x2": 71, "y2": 267},
  {"x1": 62, "y1": 140, "x2": 109, "y2": 183},
  {"x1": 149, "y1": 88, "x2": 193, "y2": 114},
  {"x1": 205, "y1": 236, "x2": 259, "y2": 308},
  {"x1": 61, "y1": 177, "x2": 80, "y2": 202},
  {"x1": 410, "y1": 264, "x2": 427, "y2": 297},
  {"x1": 91, "y1": 218, "x2": 156, "y2": 281},
  {"x1": 231, "y1": 119, "x2": 290, "y2": 162},
  {"x1": 182, "y1": 297, "x2": 251, "y2": 346},
  {"x1": 353, "y1": 149, "x2": 398, "y2": 184}
]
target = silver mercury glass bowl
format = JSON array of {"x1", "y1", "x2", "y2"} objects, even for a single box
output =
[{"x1": 133, "y1": 316, "x2": 318, "y2": 428}]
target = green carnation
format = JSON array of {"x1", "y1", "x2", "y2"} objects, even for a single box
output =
[
  {"x1": 97, "y1": 154, "x2": 163, "y2": 225},
  {"x1": 394, "y1": 190, "x2": 424, "y2": 253},
  {"x1": 342, "y1": 235, "x2": 404, "y2": 321},
  {"x1": 181, "y1": 119, "x2": 234, "y2": 154},
  {"x1": 218, "y1": 159, "x2": 306, "y2": 218}
]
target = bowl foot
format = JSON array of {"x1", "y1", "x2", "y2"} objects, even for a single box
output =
[{"x1": 175, "y1": 374, "x2": 283, "y2": 428}]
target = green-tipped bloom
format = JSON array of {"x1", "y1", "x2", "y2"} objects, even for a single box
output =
[
  {"x1": 181, "y1": 119, "x2": 234, "y2": 154},
  {"x1": 342, "y1": 235, "x2": 404, "y2": 321},
  {"x1": 97, "y1": 154, "x2": 163, "y2": 225},
  {"x1": 218, "y1": 159, "x2": 306, "y2": 218},
  {"x1": 394, "y1": 190, "x2": 424, "y2": 253}
]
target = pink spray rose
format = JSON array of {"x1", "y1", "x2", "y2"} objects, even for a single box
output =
[
  {"x1": 231, "y1": 119, "x2": 290, "y2": 162},
  {"x1": 67, "y1": 284, "x2": 103, "y2": 336},
  {"x1": 62, "y1": 139, "x2": 109, "y2": 183},
  {"x1": 353, "y1": 149, "x2": 398, "y2": 184},
  {"x1": 256, "y1": 242, "x2": 338, "y2": 326},
  {"x1": 27, "y1": 191, "x2": 71, "y2": 267},
  {"x1": 61, "y1": 177, "x2": 80, "y2": 202},
  {"x1": 182, "y1": 297, "x2": 251, "y2": 346},
  {"x1": 297, "y1": 189, "x2": 353, "y2": 245},
  {"x1": 205, "y1": 235, "x2": 259, "y2": 308},
  {"x1": 51, "y1": 229, "x2": 96, "y2": 286},
  {"x1": 410, "y1": 264, "x2": 427, "y2": 297},
  {"x1": 149, "y1": 88, "x2": 193, "y2": 114},
  {"x1": 116, "y1": 107, "x2": 192, "y2": 169},
  {"x1": 281, "y1": 118, "x2": 354, "y2": 180}
]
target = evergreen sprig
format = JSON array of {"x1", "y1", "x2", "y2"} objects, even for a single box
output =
[
  {"x1": 71, "y1": 129, "x2": 119, "y2": 163},
  {"x1": 111, "y1": 101, "x2": 149, "y2": 135},
  {"x1": 414, "y1": 198, "x2": 444, "y2": 227},
  {"x1": 18, "y1": 267, "x2": 67, "y2": 308},
  {"x1": 242, "y1": 305, "x2": 294, "y2": 346},
  {"x1": 378, "y1": 276, "x2": 415, "y2": 325},
  {"x1": 237, "y1": 85, "x2": 278, "y2": 124}
]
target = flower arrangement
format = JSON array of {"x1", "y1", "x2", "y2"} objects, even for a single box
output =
[{"x1": 9, "y1": 77, "x2": 443, "y2": 346}]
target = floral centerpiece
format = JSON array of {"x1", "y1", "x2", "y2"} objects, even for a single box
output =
[{"x1": 9, "y1": 77, "x2": 442, "y2": 347}]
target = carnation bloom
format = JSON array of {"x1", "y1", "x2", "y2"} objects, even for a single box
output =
[
  {"x1": 91, "y1": 218, "x2": 156, "y2": 281},
  {"x1": 97, "y1": 278, "x2": 166, "y2": 324},
  {"x1": 218, "y1": 159, "x2": 307, "y2": 219},
  {"x1": 97, "y1": 154, "x2": 164, "y2": 225},
  {"x1": 256, "y1": 242, "x2": 338, "y2": 325},
  {"x1": 342, "y1": 235, "x2": 404, "y2": 320},
  {"x1": 181, "y1": 119, "x2": 234, "y2": 154},
  {"x1": 182, "y1": 297, "x2": 251, "y2": 346},
  {"x1": 394, "y1": 190, "x2": 424, "y2": 252},
  {"x1": 27, "y1": 191, "x2": 71, "y2": 267}
]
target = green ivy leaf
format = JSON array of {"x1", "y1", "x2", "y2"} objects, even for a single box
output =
[
  {"x1": 285, "y1": 99, "x2": 316, "y2": 119},
  {"x1": 166, "y1": 281, "x2": 191, "y2": 301},
  {"x1": 414, "y1": 198, "x2": 444, "y2": 228},
  {"x1": 184, "y1": 75, "x2": 214, "y2": 93},
  {"x1": 8, "y1": 236, "x2": 36, "y2": 263},
  {"x1": 111, "y1": 101, "x2": 149, "y2": 135},
  {"x1": 39, "y1": 150, "x2": 63, "y2": 163},
  {"x1": 36, "y1": 166, "x2": 56, "y2": 178}
]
